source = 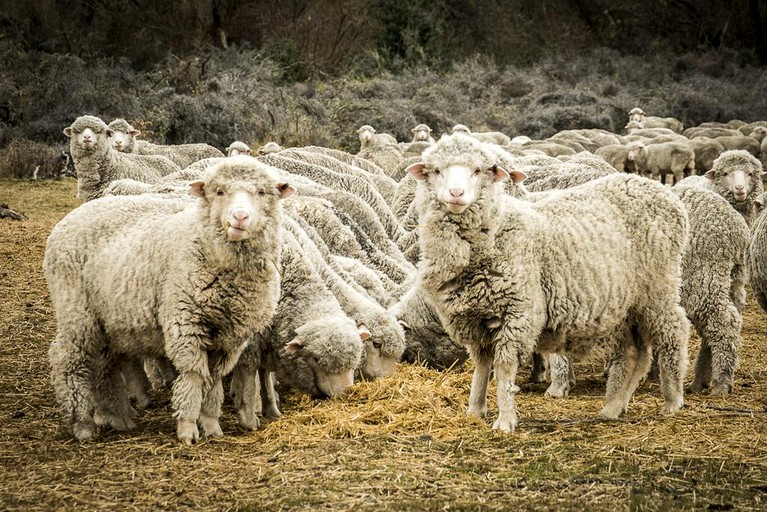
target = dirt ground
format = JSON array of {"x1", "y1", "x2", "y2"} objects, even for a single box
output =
[{"x1": 1, "y1": 178, "x2": 766, "y2": 511}]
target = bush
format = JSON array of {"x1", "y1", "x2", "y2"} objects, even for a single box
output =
[{"x1": 0, "y1": 139, "x2": 68, "y2": 180}]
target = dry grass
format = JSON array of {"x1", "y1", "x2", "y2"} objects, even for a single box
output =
[{"x1": 1, "y1": 178, "x2": 767, "y2": 511}]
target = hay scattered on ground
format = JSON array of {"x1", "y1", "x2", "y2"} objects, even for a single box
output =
[{"x1": 1, "y1": 178, "x2": 766, "y2": 511}]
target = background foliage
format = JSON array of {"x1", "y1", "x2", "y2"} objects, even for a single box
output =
[{"x1": 2, "y1": 0, "x2": 767, "y2": 177}]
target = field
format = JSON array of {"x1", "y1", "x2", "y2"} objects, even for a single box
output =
[{"x1": 1, "y1": 178, "x2": 767, "y2": 511}]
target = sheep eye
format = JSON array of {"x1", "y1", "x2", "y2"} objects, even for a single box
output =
[
  {"x1": 216, "y1": 190, "x2": 224, "y2": 196},
  {"x1": 474, "y1": 168, "x2": 481, "y2": 175},
  {"x1": 433, "y1": 169, "x2": 441, "y2": 175},
  {"x1": 372, "y1": 341, "x2": 382, "y2": 349},
  {"x1": 257, "y1": 189, "x2": 266, "y2": 196}
]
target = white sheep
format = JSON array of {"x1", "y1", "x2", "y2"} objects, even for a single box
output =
[
  {"x1": 226, "y1": 141, "x2": 252, "y2": 156},
  {"x1": 65, "y1": 115, "x2": 181, "y2": 201},
  {"x1": 407, "y1": 134, "x2": 689, "y2": 432},
  {"x1": 107, "y1": 118, "x2": 224, "y2": 168},
  {"x1": 357, "y1": 124, "x2": 398, "y2": 151},
  {"x1": 411, "y1": 123, "x2": 436, "y2": 144},
  {"x1": 450, "y1": 124, "x2": 511, "y2": 146},
  {"x1": 45, "y1": 156, "x2": 293, "y2": 444},
  {"x1": 626, "y1": 140, "x2": 695, "y2": 185},
  {"x1": 627, "y1": 108, "x2": 684, "y2": 133},
  {"x1": 672, "y1": 185, "x2": 751, "y2": 395},
  {"x1": 747, "y1": 197, "x2": 767, "y2": 327},
  {"x1": 256, "y1": 142, "x2": 284, "y2": 155}
]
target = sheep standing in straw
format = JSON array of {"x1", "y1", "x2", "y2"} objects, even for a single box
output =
[
  {"x1": 407, "y1": 134, "x2": 689, "y2": 432},
  {"x1": 45, "y1": 157, "x2": 292, "y2": 444}
]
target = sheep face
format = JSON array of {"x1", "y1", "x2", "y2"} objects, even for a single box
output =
[
  {"x1": 64, "y1": 116, "x2": 112, "y2": 153},
  {"x1": 109, "y1": 127, "x2": 140, "y2": 153},
  {"x1": 628, "y1": 107, "x2": 645, "y2": 123},
  {"x1": 707, "y1": 150, "x2": 764, "y2": 203},
  {"x1": 451, "y1": 124, "x2": 471, "y2": 135},
  {"x1": 190, "y1": 158, "x2": 294, "y2": 242},
  {"x1": 357, "y1": 125, "x2": 376, "y2": 144},
  {"x1": 360, "y1": 335, "x2": 398, "y2": 381},
  {"x1": 227, "y1": 141, "x2": 252, "y2": 157},
  {"x1": 409, "y1": 161, "x2": 509, "y2": 214},
  {"x1": 412, "y1": 124, "x2": 432, "y2": 142}
]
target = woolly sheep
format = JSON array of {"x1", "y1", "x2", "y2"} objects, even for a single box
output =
[
  {"x1": 747, "y1": 198, "x2": 767, "y2": 322},
  {"x1": 627, "y1": 141, "x2": 695, "y2": 185},
  {"x1": 684, "y1": 126, "x2": 743, "y2": 139},
  {"x1": 65, "y1": 115, "x2": 181, "y2": 201},
  {"x1": 357, "y1": 144, "x2": 405, "y2": 177},
  {"x1": 297, "y1": 145, "x2": 387, "y2": 175},
  {"x1": 45, "y1": 157, "x2": 293, "y2": 444},
  {"x1": 688, "y1": 137, "x2": 725, "y2": 173},
  {"x1": 229, "y1": 226, "x2": 364, "y2": 429},
  {"x1": 671, "y1": 185, "x2": 750, "y2": 395},
  {"x1": 411, "y1": 123, "x2": 436, "y2": 144},
  {"x1": 715, "y1": 135, "x2": 761, "y2": 157},
  {"x1": 521, "y1": 140, "x2": 577, "y2": 158},
  {"x1": 407, "y1": 134, "x2": 689, "y2": 432},
  {"x1": 257, "y1": 142, "x2": 284, "y2": 155},
  {"x1": 227, "y1": 141, "x2": 252, "y2": 156},
  {"x1": 627, "y1": 108, "x2": 683, "y2": 133},
  {"x1": 357, "y1": 124, "x2": 398, "y2": 151},
  {"x1": 451, "y1": 124, "x2": 512, "y2": 146},
  {"x1": 595, "y1": 144, "x2": 634, "y2": 173},
  {"x1": 678, "y1": 150, "x2": 765, "y2": 226},
  {"x1": 107, "y1": 118, "x2": 224, "y2": 167}
]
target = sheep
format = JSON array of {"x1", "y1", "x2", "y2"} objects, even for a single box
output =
[
  {"x1": 626, "y1": 140, "x2": 695, "y2": 185},
  {"x1": 688, "y1": 137, "x2": 725, "y2": 173},
  {"x1": 451, "y1": 124, "x2": 512, "y2": 146},
  {"x1": 229, "y1": 226, "x2": 364, "y2": 429},
  {"x1": 747, "y1": 198, "x2": 767, "y2": 323},
  {"x1": 65, "y1": 115, "x2": 181, "y2": 202},
  {"x1": 738, "y1": 120, "x2": 767, "y2": 137},
  {"x1": 284, "y1": 216, "x2": 406, "y2": 380},
  {"x1": 748, "y1": 126, "x2": 767, "y2": 144},
  {"x1": 411, "y1": 123, "x2": 436, "y2": 144},
  {"x1": 399, "y1": 141, "x2": 433, "y2": 158},
  {"x1": 715, "y1": 135, "x2": 761, "y2": 157},
  {"x1": 627, "y1": 108, "x2": 684, "y2": 133},
  {"x1": 226, "y1": 141, "x2": 252, "y2": 156},
  {"x1": 684, "y1": 126, "x2": 743, "y2": 139},
  {"x1": 670, "y1": 185, "x2": 750, "y2": 395},
  {"x1": 520, "y1": 140, "x2": 577, "y2": 158},
  {"x1": 45, "y1": 156, "x2": 293, "y2": 444},
  {"x1": 678, "y1": 150, "x2": 765, "y2": 226},
  {"x1": 407, "y1": 133, "x2": 689, "y2": 432},
  {"x1": 595, "y1": 144, "x2": 634, "y2": 173},
  {"x1": 357, "y1": 124, "x2": 398, "y2": 150},
  {"x1": 624, "y1": 122, "x2": 678, "y2": 138},
  {"x1": 357, "y1": 144, "x2": 405, "y2": 177},
  {"x1": 107, "y1": 118, "x2": 224, "y2": 168},
  {"x1": 257, "y1": 142, "x2": 284, "y2": 155}
]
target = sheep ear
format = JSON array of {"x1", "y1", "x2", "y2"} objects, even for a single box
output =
[
  {"x1": 277, "y1": 183, "x2": 295, "y2": 199},
  {"x1": 407, "y1": 163, "x2": 427, "y2": 181},
  {"x1": 357, "y1": 323, "x2": 371, "y2": 341},
  {"x1": 63, "y1": 127, "x2": 73, "y2": 137},
  {"x1": 492, "y1": 165, "x2": 510, "y2": 183},
  {"x1": 128, "y1": 129, "x2": 141, "y2": 136},
  {"x1": 507, "y1": 169, "x2": 526, "y2": 184},
  {"x1": 285, "y1": 340, "x2": 303, "y2": 353},
  {"x1": 106, "y1": 128, "x2": 114, "y2": 138},
  {"x1": 704, "y1": 170, "x2": 715, "y2": 181},
  {"x1": 397, "y1": 319, "x2": 410, "y2": 330},
  {"x1": 189, "y1": 180, "x2": 206, "y2": 197}
]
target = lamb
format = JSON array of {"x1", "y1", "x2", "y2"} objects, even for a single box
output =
[
  {"x1": 451, "y1": 124, "x2": 512, "y2": 146},
  {"x1": 357, "y1": 124, "x2": 398, "y2": 150},
  {"x1": 626, "y1": 140, "x2": 695, "y2": 185},
  {"x1": 411, "y1": 123, "x2": 436, "y2": 144},
  {"x1": 257, "y1": 142, "x2": 284, "y2": 155},
  {"x1": 407, "y1": 134, "x2": 689, "y2": 432},
  {"x1": 229, "y1": 226, "x2": 364, "y2": 429},
  {"x1": 107, "y1": 118, "x2": 224, "y2": 168},
  {"x1": 45, "y1": 156, "x2": 293, "y2": 444},
  {"x1": 671, "y1": 185, "x2": 750, "y2": 395},
  {"x1": 226, "y1": 141, "x2": 252, "y2": 156},
  {"x1": 65, "y1": 115, "x2": 181, "y2": 202},
  {"x1": 678, "y1": 150, "x2": 764, "y2": 226}
]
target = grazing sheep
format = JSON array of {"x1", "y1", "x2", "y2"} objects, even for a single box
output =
[
  {"x1": 627, "y1": 141, "x2": 695, "y2": 185},
  {"x1": 257, "y1": 142, "x2": 284, "y2": 155},
  {"x1": 451, "y1": 124, "x2": 512, "y2": 146},
  {"x1": 45, "y1": 157, "x2": 292, "y2": 444},
  {"x1": 688, "y1": 137, "x2": 725, "y2": 173},
  {"x1": 678, "y1": 150, "x2": 765, "y2": 226},
  {"x1": 227, "y1": 141, "x2": 252, "y2": 156},
  {"x1": 65, "y1": 115, "x2": 181, "y2": 202},
  {"x1": 229, "y1": 227, "x2": 364, "y2": 429},
  {"x1": 671, "y1": 185, "x2": 750, "y2": 395},
  {"x1": 357, "y1": 125, "x2": 398, "y2": 151},
  {"x1": 715, "y1": 135, "x2": 761, "y2": 157},
  {"x1": 738, "y1": 121, "x2": 767, "y2": 137},
  {"x1": 411, "y1": 123, "x2": 436, "y2": 144},
  {"x1": 107, "y1": 118, "x2": 224, "y2": 167},
  {"x1": 595, "y1": 144, "x2": 634, "y2": 173},
  {"x1": 408, "y1": 134, "x2": 689, "y2": 432}
]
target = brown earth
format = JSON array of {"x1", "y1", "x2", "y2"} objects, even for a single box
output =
[{"x1": 1, "y1": 178, "x2": 766, "y2": 511}]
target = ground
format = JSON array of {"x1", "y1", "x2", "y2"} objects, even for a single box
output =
[{"x1": 1, "y1": 178, "x2": 766, "y2": 511}]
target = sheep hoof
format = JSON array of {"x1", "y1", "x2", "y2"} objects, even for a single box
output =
[
  {"x1": 709, "y1": 383, "x2": 732, "y2": 396},
  {"x1": 263, "y1": 406, "x2": 282, "y2": 420},
  {"x1": 132, "y1": 394, "x2": 152, "y2": 410},
  {"x1": 492, "y1": 414, "x2": 517, "y2": 433},
  {"x1": 659, "y1": 400, "x2": 684, "y2": 416},
  {"x1": 72, "y1": 422, "x2": 96, "y2": 441},
  {"x1": 466, "y1": 407, "x2": 487, "y2": 419},
  {"x1": 200, "y1": 415, "x2": 223, "y2": 437},
  {"x1": 685, "y1": 382, "x2": 707, "y2": 394},
  {"x1": 544, "y1": 384, "x2": 570, "y2": 398},
  {"x1": 237, "y1": 411, "x2": 261, "y2": 431},
  {"x1": 94, "y1": 411, "x2": 136, "y2": 431},
  {"x1": 597, "y1": 404, "x2": 624, "y2": 420},
  {"x1": 177, "y1": 419, "x2": 199, "y2": 445}
]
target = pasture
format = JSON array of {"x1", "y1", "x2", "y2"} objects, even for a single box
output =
[{"x1": 1, "y1": 178, "x2": 766, "y2": 511}]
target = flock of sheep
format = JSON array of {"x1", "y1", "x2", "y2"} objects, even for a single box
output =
[{"x1": 43, "y1": 109, "x2": 767, "y2": 443}]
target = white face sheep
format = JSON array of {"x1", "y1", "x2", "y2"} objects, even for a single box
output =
[
  {"x1": 45, "y1": 156, "x2": 293, "y2": 444},
  {"x1": 107, "y1": 118, "x2": 140, "y2": 153},
  {"x1": 411, "y1": 123, "x2": 436, "y2": 144},
  {"x1": 357, "y1": 124, "x2": 398, "y2": 150},
  {"x1": 226, "y1": 141, "x2": 253, "y2": 157},
  {"x1": 407, "y1": 134, "x2": 689, "y2": 433}
]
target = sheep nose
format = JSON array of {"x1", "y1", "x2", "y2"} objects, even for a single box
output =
[
  {"x1": 735, "y1": 185, "x2": 745, "y2": 191},
  {"x1": 449, "y1": 188, "x2": 464, "y2": 198},
  {"x1": 232, "y1": 209, "x2": 250, "y2": 222}
]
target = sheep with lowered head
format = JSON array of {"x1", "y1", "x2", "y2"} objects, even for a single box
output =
[
  {"x1": 627, "y1": 140, "x2": 695, "y2": 185},
  {"x1": 407, "y1": 133, "x2": 689, "y2": 432},
  {"x1": 45, "y1": 156, "x2": 293, "y2": 444},
  {"x1": 65, "y1": 115, "x2": 181, "y2": 202}
]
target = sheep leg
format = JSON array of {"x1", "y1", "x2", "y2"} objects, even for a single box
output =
[
  {"x1": 466, "y1": 347, "x2": 492, "y2": 418},
  {"x1": 199, "y1": 350, "x2": 244, "y2": 438},
  {"x1": 600, "y1": 331, "x2": 640, "y2": 419},
  {"x1": 492, "y1": 347, "x2": 520, "y2": 433},
  {"x1": 699, "y1": 304, "x2": 741, "y2": 396},
  {"x1": 229, "y1": 348, "x2": 262, "y2": 430},
  {"x1": 121, "y1": 357, "x2": 152, "y2": 409},
  {"x1": 168, "y1": 344, "x2": 210, "y2": 445},
  {"x1": 687, "y1": 337, "x2": 712, "y2": 393},
  {"x1": 144, "y1": 357, "x2": 177, "y2": 390},
  {"x1": 545, "y1": 354, "x2": 573, "y2": 398},
  {"x1": 260, "y1": 370, "x2": 282, "y2": 419},
  {"x1": 647, "y1": 305, "x2": 689, "y2": 415},
  {"x1": 93, "y1": 353, "x2": 137, "y2": 431},
  {"x1": 730, "y1": 265, "x2": 747, "y2": 315}
]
